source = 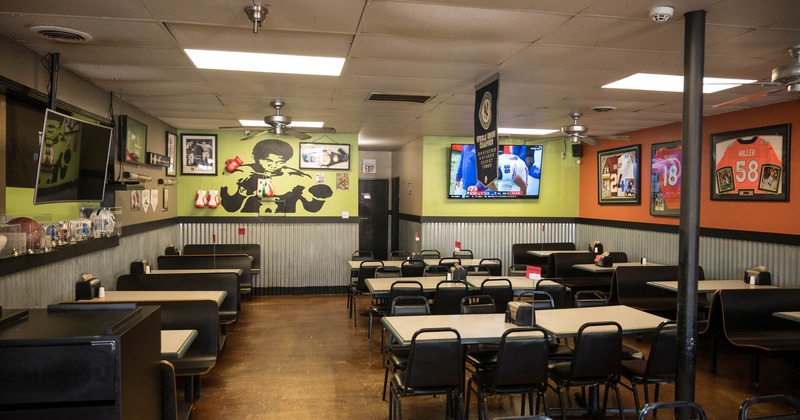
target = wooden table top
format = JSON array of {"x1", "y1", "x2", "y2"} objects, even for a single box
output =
[
  {"x1": 648, "y1": 279, "x2": 778, "y2": 293},
  {"x1": 572, "y1": 261, "x2": 663, "y2": 273},
  {"x1": 534, "y1": 305, "x2": 669, "y2": 338},
  {"x1": 526, "y1": 250, "x2": 588, "y2": 257},
  {"x1": 91, "y1": 290, "x2": 227, "y2": 306},
  {"x1": 382, "y1": 313, "x2": 515, "y2": 345},
  {"x1": 161, "y1": 329, "x2": 197, "y2": 359},
  {"x1": 348, "y1": 258, "x2": 487, "y2": 270},
  {"x1": 149, "y1": 268, "x2": 243, "y2": 275},
  {"x1": 773, "y1": 312, "x2": 800, "y2": 322}
]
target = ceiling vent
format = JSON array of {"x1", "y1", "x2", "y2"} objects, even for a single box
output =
[
  {"x1": 30, "y1": 26, "x2": 93, "y2": 43},
  {"x1": 368, "y1": 93, "x2": 434, "y2": 104}
]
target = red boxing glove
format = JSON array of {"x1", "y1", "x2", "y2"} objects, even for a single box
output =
[{"x1": 225, "y1": 156, "x2": 244, "y2": 172}]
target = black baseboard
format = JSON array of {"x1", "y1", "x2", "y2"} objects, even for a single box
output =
[{"x1": 252, "y1": 286, "x2": 347, "y2": 296}]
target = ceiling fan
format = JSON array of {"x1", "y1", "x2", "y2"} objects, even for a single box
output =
[
  {"x1": 713, "y1": 45, "x2": 800, "y2": 108},
  {"x1": 534, "y1": 112, "x2": 630, "y2": 146},
  {"x1": 220, "y1": 100, "x2": 335, "y2": 141}
]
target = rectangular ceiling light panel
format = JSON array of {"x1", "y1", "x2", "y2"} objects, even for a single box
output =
[
  {"x1": 603, "y1": 73, "x2": 756, "y2": 93},
  {"x1": 498, "y1": 128, "x2": 558, "y2": 136},
  {"x1": 186, "y1": 49, "x2": 345, "y2": 76}
]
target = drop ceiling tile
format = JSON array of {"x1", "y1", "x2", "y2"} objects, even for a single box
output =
[
  {"x1": 707, "y1": 28, "x2": 800, "y2": 59},
  {"x1": 338, "y1": 76, "x2": 465, "y2": 94},
  {"x1": 0, "y1": 16, "x2": 174, "y2": 47},
  {"x1": 705, "y1": 0, "x2": 800, "y2": 28},
  {"x1": 371, "y1": 0, "x2": 597, "y2": 14},
  {"x1": 0, "y1": 0, "x2": 153, "y2": 19},
  {"x1": 91, "y1": 80, "x2": 217, "y2": 97},
  {"x1": 351, "y1": 34, "x2": 527, "y2": 65},
  {"x1": 505, "y1": 45, "x2": 684, "y2": 74},
  {"x1": 580, "y1": 0, "x2": 721, "y2": 19},
  {"x1": 345, "y1": 58, "x2": 494, "y2": 81},
  {"x1": 67, "y1": 64, "x2": 203, "y2": 83},
  {"x1": 18, "y1": 42, "x2": 191, "y2": 67},
  {"x1": 199, "y1": 70, "x2": 341, "y2": 89}
]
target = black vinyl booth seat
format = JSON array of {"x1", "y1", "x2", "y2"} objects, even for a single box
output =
[
  {"x1": 182, "y1": 243, "x2": 261, "y2": 276},
  {"x1": 609, "y1": 265, "x2": 706, "y2": 318},
  {"x1": 546, "y1": 251, "x2": 628, "y2": 292},
  {"x1": 512, "y1": 242, "x2": 576, "y2": 277},
  {"x1": 620, "y1": 321, "x2": 678, "y2": 412},
  {"x1": 157, "y1": 254, "x2": 252, "y2": 298}
]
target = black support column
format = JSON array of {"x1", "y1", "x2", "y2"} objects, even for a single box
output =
[{"x1": 676, "y1": 10, "x2": 705, "y2": 408}]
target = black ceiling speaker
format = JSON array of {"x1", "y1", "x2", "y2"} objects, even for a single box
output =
[{"x1": 572, "y1": 143, "x2": 583, "y2": 157}]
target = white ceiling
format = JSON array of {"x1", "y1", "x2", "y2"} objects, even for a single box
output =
[{"x1": 0, "y1": 0, "x2": 798, "y2": 150}]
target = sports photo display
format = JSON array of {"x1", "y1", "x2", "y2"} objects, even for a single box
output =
[
  {"x1": 651, "y1": 141, "x2": 681, "y2": 216},
  {"x1": 711, "y1": 124, "x2": 789, "y2": 201},
  {"x1": 598, "y1": 145, "x2": 641, "y2": 204}
]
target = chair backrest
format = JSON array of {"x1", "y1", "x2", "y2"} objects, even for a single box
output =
[
  {"x1": 182, "y1": 243, "x2": 261, "y2": 272},
  {"x1": 390, "y1": 295, "x2": 431, "y2": 316},
  {"x1": 375, "y1": 266, "x2": 403, "y2": 278},
  {"x1": 492, "y1": 327, "x2": 550, "y2": 389},
  {"x1": 638, "y1": 401, "x2": 707, "y2": 420},
  {"x1": 357, "y1": 260, "x2": 383, "y2": 292},
  {"x1": 401, "y1": 259, "x2": 426, "y2": 277},
  {"x1": 573, "y1": 290, "x2": 610, "y2": 308},
  {"x1": 644, "y1": 321, "x2": 678, "y2": 378},
  {"x1": 570, "y1": 321, "x2": 623, "y2": 379},
  {"x1": 480, "y1": 278, "x2": 514, "y2": 313},
  {"x1": 433, "y1": 280, "x2": 469, "y2": 315},
  {"x1": 389, "y1": 280, "x2": 424, "y2": 302},
  {"x1": 424, "y1": 264, "x2": 449, "y2": 276},
  {"x1": 460, "y1": 295, "x2": 497, "y2": 314},
  {"x1": 739, "y1": 394, "x2": 800, "y2": 420},
  {"x1": 160, "y1": 360, "x2": 179, "y2": 420},
  {"x1": 438, "y1": 258, "x2": 461, "y2": 269},
  {"x1": 352, "y1": 250, "x2": 374, "y2": 261},
  {"x1": 534, "y1": 279, "x2": 567, "y2": 309},
  {"x1": 405, "y1": 328, "x2": 462, "y2": 390},
  {"x1": 519, "y1": 290, "x2": 555, "y2": 310},
  {"x1": 478, "y1": 258, "x2": 503, "y2": 276},
  {"x1": 453, "y1": 249, "x2": 474, "y2": 259},
  {"x1": 420, "y1": 249, "x2": 441, "y2": 259},
  {"x1": 389, "y1": 250, "x2": 411, "y2": 261}
]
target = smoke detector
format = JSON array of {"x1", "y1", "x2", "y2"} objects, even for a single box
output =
[
  {"x1": 30, "y1": 26, "x2": 93, "y2": 43},
  {"x1": 592, "y1": 106, "x2": 617, "y2": 113},
  {"x1": 649, "y1": 6, "x2": 674, "y2": 22}
]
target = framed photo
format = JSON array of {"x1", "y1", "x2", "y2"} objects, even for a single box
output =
[
  {"x1": 118, "y1": 115, "x2": 147, "y2": 165},
  {"x1": 598, "y1": 144, "x2": 641, "y2": 204},
  {"x1": 165, "y1": 131, "x2": 177, "y2": 176},
  {"x1": 650, "y1": 141, "x2": 682, "y2": 217},
  {"x1": 710, "y1": 124, "x2": 790, "y2": 201},
  {"x1": 181, "y1": 133, "x2": 218, "y2": 175},
  {"x1": 299, "y1": 143, "x2": 350, "y2": 170}
]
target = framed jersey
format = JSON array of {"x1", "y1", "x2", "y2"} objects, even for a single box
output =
[
  {"x1": 597, "y1": 144, "x2": 641, "y2": 205},
  {"x1": 710, "y1": 124, "x2": 790, "y2": 201},
  {"x1": 651, "y1": 141, "x2": 681, "y2": 216}
]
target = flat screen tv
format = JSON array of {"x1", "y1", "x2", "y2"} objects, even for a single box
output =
[
  {"x1": 448, "y1": 144, "x2": 543, "y2": 199},
  {"x1": 33, "y1": 109, "x2": 114, "y2": 204}
]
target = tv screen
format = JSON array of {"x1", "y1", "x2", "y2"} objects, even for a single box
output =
[
  {"x1": 34, "y1": 109, "x2": 113, "y2": 204},
  {"x1": 448, "y1": 144, "x2": 543, "y2": 199}
]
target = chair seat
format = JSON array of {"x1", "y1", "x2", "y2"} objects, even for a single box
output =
[
  {"x1": 466, "y1": 349, "x2": 498, "y2": 369},
  {"x1": 172, "y1": 356, "x2": 216, "y2": 376},
  {"x1": 548, "y1": 342, "x2": 574, "y2": 360},
  {"x1": 388, "y1": 350, "x2": 409, "y2": 368},
  {"x1": 393, "y1": 371, "x2": 460, "y2": 396},
  {"x1": 548, "y1": 361, "x2": 613, "y2": 386},
  {"x1": 621, "y1": 359, "x2": 676, "y2": 382}
]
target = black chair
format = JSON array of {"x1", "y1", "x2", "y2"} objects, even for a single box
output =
[
  {"x1": 460, "y1": 295, "x2": 497, "y2": 314},
  {"x1": 352, "y1": 250, "x2": 374, "y2": 261},
  {"x1": 438, "y1": 257, "x2": 461, "y2": 270},
  {"x1": 375, "y1": 266, "x2": 403, "y2": 278},
  {"x1": 369, "y1": 281, "x2": 424, "y2": 350},
  {"x1": 400, "y1": 259, "x2": 426, "y2": 277},
  {"x1": 420, "y1": 249, "x2": 441, "y2": 259},
  {"x1": 548, "y1": 321, "x2": 625, "y2": 420},
  {"x1": 519, "y1": 290, "x2": 556, "y2": 310},
  {"x1": 535, "y1": 279, "x2": 567, "y2": 309},
  {"x1": 475, "y1": 258, "x2": 503, "y2": 276},
  {"x1": 739, "y1": 394, "x2": 800, "y2": 420},
  {"x1": 466, "y1": 327, "x2": 551, "y2": 420},
  {"x1": 160, "y1": 360, "x2": 192, "y2": 420},
  {"x1": 382, "y1": 295, "x2": 431, "y2": 401},
  {"x1": 638, "y1": 401, "x2": 707, "y2": 419},
  {"x1": 390, "y1": 250, "x2": 411, "y2": 261},
  {"x1": 388, "y1": 328, "x2": 463, "y2": 420},
  {"x1": 424, "y1": 264, "x2": 449, "y2": 277},
  {"x1": 480, "y1": 278, "x2": 514, "y2": 313},
  {"x1": 433, "y1": 280, "x2": 469, "y2": 315},
  {"x1": 349, "y1": 259, "x2": 383, "y2": 326},
  {"x1": 508, "y1": 264, "x2": 527, "y2": 277},
  {"x1": 621, "y1": 321, "x2": 677, "y2": 412},
  {"x1": 573, "y1": 290, "x2": 610, "y2": 307},
  {"x1": 453, "y1": 249, "x2": 474, "y2": 259}
]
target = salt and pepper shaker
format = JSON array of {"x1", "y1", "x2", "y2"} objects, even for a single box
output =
[{"x1": 98, "y1": 286, "x2": 106, "y2": 298}]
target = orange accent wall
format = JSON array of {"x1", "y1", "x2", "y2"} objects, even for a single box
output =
[{"x1": 579, "y1": 99, "x2": 800, "y2": 235}]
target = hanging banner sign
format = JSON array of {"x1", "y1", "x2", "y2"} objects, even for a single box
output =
[{"x1": 474, "y1": 75, "x2": 499, "y2": 187}]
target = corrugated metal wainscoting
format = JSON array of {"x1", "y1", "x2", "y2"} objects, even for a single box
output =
[
  {"x1": 399, "y1": 219, "x2": 423, "y2": 255},
  {"x1": 420, "y1": 222, "x2": 575, "y2": 274},
  {"x1": 178, "y1": 222, "x2": 358, "y2": 295},
  {"x1": 576, "y1": 224, "x2": 800, "y2": 287},
  {"x1": 0, "y1": 225, "x2": 178, "y2": 308}
]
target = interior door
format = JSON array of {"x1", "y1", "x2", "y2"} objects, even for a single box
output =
[{"x1": 358, "y1": 179, "x2": 389, "y2": 260}]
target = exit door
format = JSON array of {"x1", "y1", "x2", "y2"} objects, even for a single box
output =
[{"x1": 358, "y1": 179, "x2": 389, "y2": 260}]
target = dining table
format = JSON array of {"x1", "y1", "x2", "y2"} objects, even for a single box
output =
[
  {"x1": 88, "y1": 290, "x2": 227, "y2": 307},
  {"x1": 648, "y1": 279, "x2": 778, "y2": 294},
  {"x1": 525, "y1": 250, "x2": 590, "y2": 257},
  {"x1": 161, "y1": 329, "x2": 198, "y2": 359},
  {"x1": 572, "y1": 261, "x2": 663, "y2": 273}
]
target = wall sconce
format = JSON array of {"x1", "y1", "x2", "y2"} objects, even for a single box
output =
[
  {"x1": 123, "y1": 171, "x2": 152, "y2": 182},
  {"x1": 158, "y1": 178, "x2": 178, "y2": 186}
]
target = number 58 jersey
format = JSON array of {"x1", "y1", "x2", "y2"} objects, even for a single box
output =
[{"x1": 715, "y1": 137, "x2": 781, "y2": 194}]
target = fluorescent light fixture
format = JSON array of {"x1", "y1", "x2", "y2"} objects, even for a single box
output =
[
  {"x1": 498, "y1": 127, "x2": 558, "y2": 136},
  {"x1": 239, "y1": 119, "x2": 324, "y2": 128},
  {"x1": 603, "y1": 73, "x2": 756, "y2": 93},
  {"x1": 185, "y1": 49, "x2": 345, "y2": 76}
]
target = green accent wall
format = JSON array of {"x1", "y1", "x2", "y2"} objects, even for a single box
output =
[
  {"x1": 5, "y1": 187, "x2": 86, "y2": 220},
  {"x1": 176, "y1": 131, "x2": 359, "y2": 217},
  {"x1": 421, "y1": 136, "x2": 579, "y2": 217}
]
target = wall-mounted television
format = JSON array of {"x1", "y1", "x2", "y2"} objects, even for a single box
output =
[
  {"x1": 33, "y1": 109, "x2": 114, "y2": 204},
  {"x1": 448, "y1": 144, "x2": 543, "y2": 199}
]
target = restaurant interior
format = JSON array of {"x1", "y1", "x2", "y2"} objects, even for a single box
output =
[{"x1": 1, "y1": 1, "x2": 799, "y2": 419}]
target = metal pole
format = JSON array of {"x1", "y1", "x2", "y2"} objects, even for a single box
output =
[
  {"x1": 48, "y1": 53, "x2": 60, "y2": 110},
  {"x1": 676, "y1": 9, "x2": 705, "y2": 409}
]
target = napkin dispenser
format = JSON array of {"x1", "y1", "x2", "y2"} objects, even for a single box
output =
[
  {"x1": 594, "y1": 251, "x2": 613, "y2": 267},
  {"x1": 744, "y1": 265, "x2": 771, "y2": 285},
  {"x1": 450, "y1": 264, "x2": 468, "y2": 281},
  {"x1": 507, "y1": 301, "x2": 534, "y2": 326},
  {"x1": 589, "y1": 241, "x2": 604, "y2": 254}
]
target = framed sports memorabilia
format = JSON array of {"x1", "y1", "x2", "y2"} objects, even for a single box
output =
[
  {"x1": 299, "y1": 143, "x2": 350, "y2": 170},
  {"x1": 710, "y1": 124, "x2": 790, "y2": 201},
  {"x1": 598, "y1": 145, "x2": 641, "y2": 205},
  {"x1": 651, "y1": 141, "x2": 681, "y2": 216},
  {"x1": 118, "y1": 115, "x2": 147, "y2": 165},
  {"x1": 181, "y1": 133, "x2": 218, "y2": 175}
]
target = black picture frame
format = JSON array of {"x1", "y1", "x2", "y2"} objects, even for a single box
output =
[
  {"x1": 180, "y1": 133, "x2": 218, "y2": 175},
  {"x1": 118, "y1": 115, "x2": 147, "y2": 165},
  {"x1": 597, "y1": 144, "x2": 641, "y2": 205},
  {"x1": 710, "y1": 124, "x2": 790, "y2": 201},
  {"x1": 650, "y1": 141, "x2": 682, "y2": 217},
  {"x1": 165, "y1": 131, "x2": 177, "y2": 176},
  {"x1": 298, "y1": 143, "x2": 350, "y2": 170}
]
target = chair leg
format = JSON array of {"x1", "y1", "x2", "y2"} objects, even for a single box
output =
[
  {"x1": 353, "y1": 297, "x2": 358, "y2": 327},
  {"x1": 382, "y1": 361, "x2": 390, "y2": 401},
  {"x1": 480, "y1": 389, "x2": 488, "y2": 420},
  {"x1": 613, "y1": 383, "x2": 625, "y2": 420},
  {"x1": 368, "y1": 311, "x2": 373, "y2": 350},
  {"x1": 464, "y1": 377, "x2": 473, "y2": 420},
  {"x1": 751, "y1": 348, "x2": 761, "y2": 388},
  {"x1": 631, "y1": 382, "x2": 642, "y2": 412},
  {"x1": 556, "y1": 386, "x2": 568, "y2": 420},
  {"x1": 643, "y1": 382, "x2": 650, "y2": 406}
]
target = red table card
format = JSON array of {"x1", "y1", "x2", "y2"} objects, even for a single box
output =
[
  {"x1": 526, "y1": 265, "x2": 541, "y2": 279},
  {"x1": 455, "y1": 241, "x2": 461, "y2": 252}
]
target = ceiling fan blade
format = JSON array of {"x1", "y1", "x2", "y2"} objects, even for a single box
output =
[
  {"x1": 284, "y1": 127, "x2": 311, "y2": 140},
  {"x1": 240, "y1": 129, "x2": 271, "y2": 141},
  {"x1": 590, "y1": 135, "x2": 630, "y2": 141},
  {"x1": 296, "y1": 126, "x2": 336, "y2": 134},
  {"x1": 581, "y1": 137, "x2": 599, "y2": 146},
  {"x1": 712, "y1": 87, "x2": 785, "y2": 108}
]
